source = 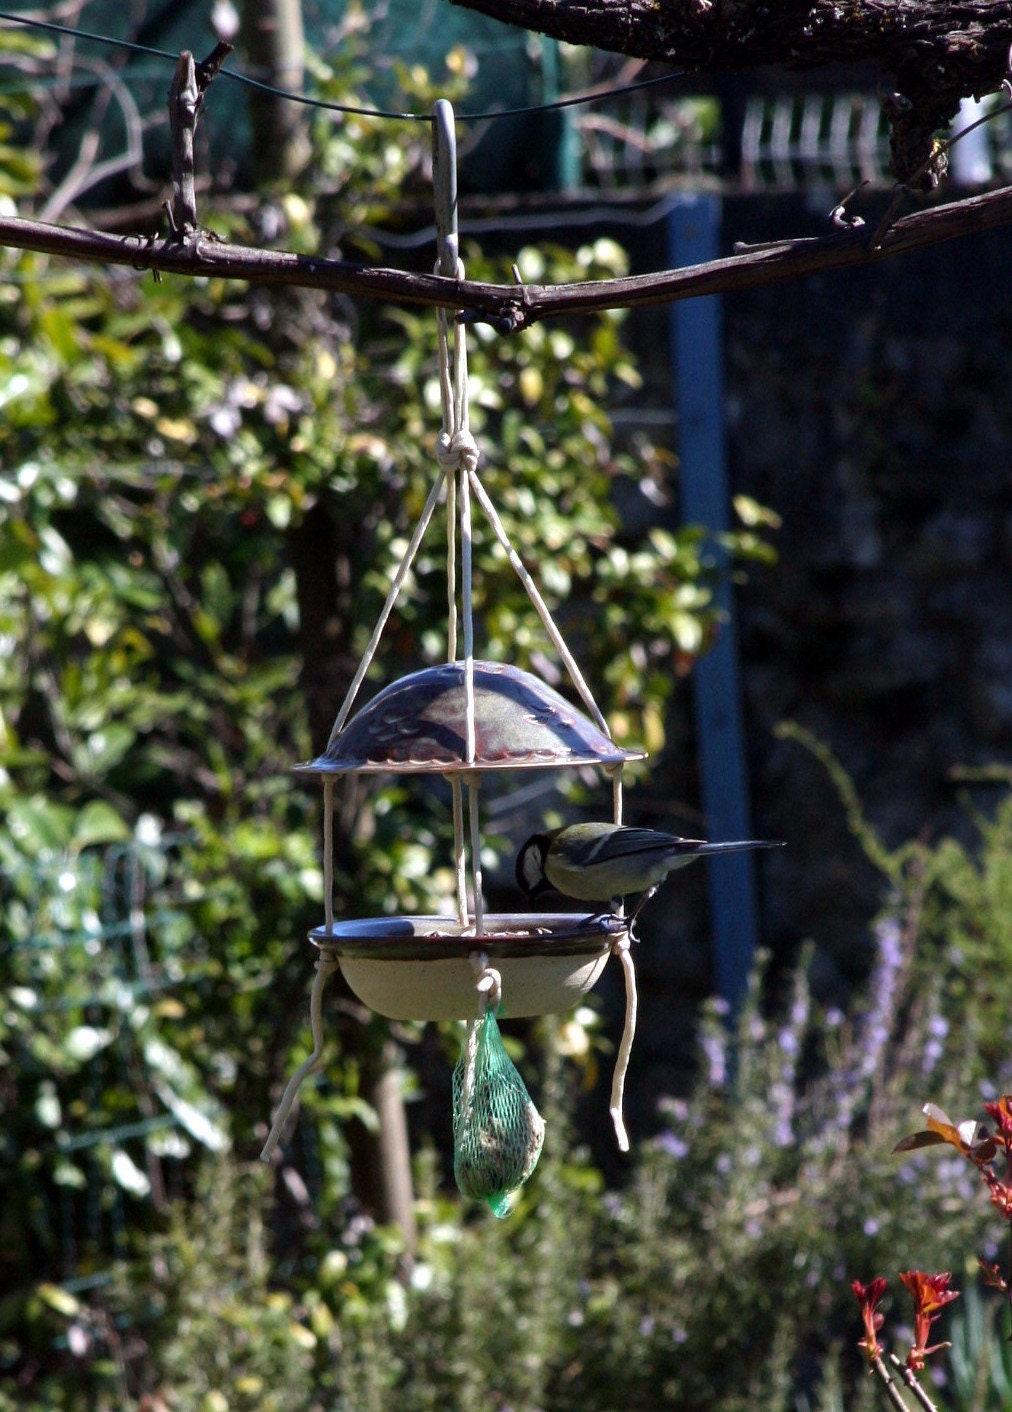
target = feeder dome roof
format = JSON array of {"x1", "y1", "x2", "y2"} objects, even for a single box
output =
[{"x1": 296, "y1": 660, "x2": 645, "y2": 775}]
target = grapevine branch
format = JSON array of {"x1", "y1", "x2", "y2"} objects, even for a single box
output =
[
  {"x1": 1, "y1": 36, "x2": 1011, "y2": 327},
  {"x1": 2, "y1": 182, "x2": 1012, "y2": 328}
]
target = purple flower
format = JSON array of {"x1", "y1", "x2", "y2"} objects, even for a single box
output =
[
  {"x1": 701, "y1": 1029, "x2": 727, "y2": 1088},
  {"x1": 830, "y1": 913, "x2": 907, "y2": 1132},
  {"x1": 771, "y1": 1081, "x2": 795, "y2": 1147},
  {"x1": 656, "y1": 1131, "x2": 689, "y2": 1160},
  {"x1": 868, "y1": 932, "x2": 904, "y2": 1048}
]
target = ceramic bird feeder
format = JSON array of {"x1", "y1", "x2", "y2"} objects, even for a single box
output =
[{"x1": 261, "y1": 102, "x2": 644, "y2": 1180}]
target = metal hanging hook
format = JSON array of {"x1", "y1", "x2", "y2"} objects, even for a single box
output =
[{"x1": 432, "y1": 98, "x2": 459, "y2": 278}]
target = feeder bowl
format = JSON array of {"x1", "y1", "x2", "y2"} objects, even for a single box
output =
[
  {"x1": 295, "y1": 661, "x2": 645, "y2": 776},
  {"x1": 310, "y1": 913, "x2": 626, "y2": 1020}
]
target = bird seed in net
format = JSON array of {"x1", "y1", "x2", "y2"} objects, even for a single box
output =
[{"x1": 452, "y1": 1009, "x2": 545, "y2": 1218}]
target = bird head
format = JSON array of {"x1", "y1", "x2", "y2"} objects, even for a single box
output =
[{"x1": 516, "y1": 832, "x2": 552, "y2": 899}]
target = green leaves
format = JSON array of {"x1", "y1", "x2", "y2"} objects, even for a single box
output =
[{"x1": 0, "y1": 38, "x2": 784, "y2": 1404}]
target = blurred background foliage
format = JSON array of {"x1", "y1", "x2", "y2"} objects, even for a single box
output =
[{"x1": 2, "y1": 11, "x2": 1012, "y2": 1412}]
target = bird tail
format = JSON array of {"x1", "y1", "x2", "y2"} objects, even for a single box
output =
[{"x1": 692, "y1": 839, "x2": 783, "y2": 856}]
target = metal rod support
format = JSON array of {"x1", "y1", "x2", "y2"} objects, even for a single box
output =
[{"x1": 432, "y1": 99, "x2": 459, "y2": 279}]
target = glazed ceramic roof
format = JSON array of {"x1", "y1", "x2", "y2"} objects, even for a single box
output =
[{"x1": 295, "y1": 660, "x2": 645, "y2": 775}]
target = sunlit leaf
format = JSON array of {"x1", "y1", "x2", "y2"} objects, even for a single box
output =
[
  {"x1": 36, "y1": 1283, "x2": 80, "y2": 1318},
  {"x1": 72, "y1": 800, "x2": 130, "y2": 850}
]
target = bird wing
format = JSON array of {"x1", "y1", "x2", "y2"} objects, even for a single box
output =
[{"x1": 577, "y1": 827, "x2": 704, "y2": 864}]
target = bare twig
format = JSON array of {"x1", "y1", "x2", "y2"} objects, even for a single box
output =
[
  {"x1": 40, "y1": 60, "x2": 147, "y2": 223},
  {"x1": 166, "y1": 53, "x2": 199, "y2": 235},
  {"x1": 829, "y1": 180, "x2": 869, "y2": 232},
  {"x1": 448, "y1": 0, "x2": 1012, "y2": 183},
  {"x1": 166, "y1": 42, "x2": 233, "y2": 237},
  {"x1": 194, "y1": 40, "x2": 233, "y2": 95},
  {"x1": 870, "y1": 96, "x2": 1012, "y2": 248},
  {"x1": 871, "y1": 1354, "x2": 915, "y2": 1412},
  {"x1": 889, "y1": 1353, "x2": 939, "y2": 1412},
  {"x1": 3, "y1": 182, "x2": 1012, "y2": 324}
]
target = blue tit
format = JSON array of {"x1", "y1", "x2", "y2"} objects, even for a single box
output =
[{"x1": 516, "y1": 822, "x2": 782, "y2": 918}]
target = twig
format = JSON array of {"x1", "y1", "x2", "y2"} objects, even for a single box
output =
[
  {"x1": 889, "y1": 1353, "x2": 939, "y2": 1412},
  {"x1": 3, "y1": 181, "x2": 1012, "y2": 325},
  {"x1": 165, "y1": 41, "x2": 232, "y2": 237},
  {"x1": 194, "y1": 40, "x2": 233, "y2": 95},
  {"x1": 872, "y1": 1353, "x2": 915, "y2": 1412},
  {"x1": 166, "y1": 53, "x2": 199, "y2": 235},
  {"x1": 870, "y1": 97, "x2": 1012, "y2": 249},
  {"x1": 40, "y1": 60, "x2": 147, "y2": 223}
]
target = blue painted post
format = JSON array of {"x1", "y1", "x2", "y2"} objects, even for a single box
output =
[{"x1": 667, "y1": 194, "x2": 758, "y2": 1013}]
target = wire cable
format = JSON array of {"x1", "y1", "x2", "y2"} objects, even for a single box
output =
[
  {"x1": 0, "y1": 8, "x2": 180, "y2": 63},
  {"x1": 0, "y1": 8, "x2": 687, "y2": 124}
]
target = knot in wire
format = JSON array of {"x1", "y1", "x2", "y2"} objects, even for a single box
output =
[{"x1": 435, "y1": 427, "x2": 480, "y2": 474}]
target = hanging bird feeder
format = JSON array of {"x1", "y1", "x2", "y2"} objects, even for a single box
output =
[{"x1": 261, "y1": 102, "x2": 644, "y2": 1208}]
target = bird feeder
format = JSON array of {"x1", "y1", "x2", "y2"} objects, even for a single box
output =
[{"x1": 261, "y1": 102, "x2": 644, "y2": 1197}]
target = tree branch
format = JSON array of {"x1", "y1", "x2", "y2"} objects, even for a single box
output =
[
  {"x1": 166, "y1": 42, "x2": 232, "y2": 236},
  {"x1": 2, "y1": 182, "x2": 1012, "y2": 326},
  {"x1": 167, "y1": 53, "x2": 199, "y2": 235},
  {"x1": 448, "y1": 0, "x2": 1012, "y2": 181}
]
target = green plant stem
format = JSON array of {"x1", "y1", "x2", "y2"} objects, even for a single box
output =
[{"x1": 773, "y1": 720, "x2": 899, "y2": 878}]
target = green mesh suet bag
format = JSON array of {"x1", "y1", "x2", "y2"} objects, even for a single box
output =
[{"x1": 452, "y1": 1009, "x2": 545, "y2": 1218}]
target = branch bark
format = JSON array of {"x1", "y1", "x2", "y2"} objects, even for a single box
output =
[
  {"x1": 167, "y1": 54, "x2": 200, "y2": 234},
  {"x1": 166, "y1": 43, "x2": 233, "y2": 236},
  {"x1": 3, "y1": 180, "x2": 1012, "y2": 326},
  {"x1": 448, "y1": 0, "x2": 1012, "y2": 181}
]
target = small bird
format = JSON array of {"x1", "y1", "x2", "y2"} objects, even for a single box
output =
[{"x1": 516, "y1": 822, "x2": 782, "y2": 920}]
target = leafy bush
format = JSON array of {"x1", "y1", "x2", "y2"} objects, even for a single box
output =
[
  {"x1": 6, "y1": 775, "x2": 1012, "y2": 1408},
  {"x1": 8, "y1": 19, "x2": 1011, "y2": 1412},
  {"x1": 10, "y1": 844, "x2": 1009, "y2": 1411},
  {"x1": 0, "y1": 29, "x2": 775, "y2": 1406}
]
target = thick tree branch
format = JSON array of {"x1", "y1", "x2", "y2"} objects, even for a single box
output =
[
  {"x1": 2, "y1": 183, "x2": 1012, "y2": 326},
  {"x1": 449, "y1": 0, "x2": 1012, "y2": 181}
]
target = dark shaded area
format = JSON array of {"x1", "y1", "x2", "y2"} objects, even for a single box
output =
[
  {"x1": 449, "y1": 0, "x2": 1012, "y2": 181},
  {"x1": 589, "y1": 196, "x2": 1012, "y2": 1144}
]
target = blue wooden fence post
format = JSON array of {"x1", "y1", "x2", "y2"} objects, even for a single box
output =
[{"x1": 668, "y1": 194, "x2": 758, "y2": 1013}]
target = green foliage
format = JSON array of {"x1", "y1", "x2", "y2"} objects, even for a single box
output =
[
  {"x1": 6, "y1": 784, "x2": 1012, "y2": 1406},
  {"x1": 946, "y1": 1283, "x2": 1012, "y2": 1412},
  {"x1": 0, "y1": 31, "x2": 779, "y2": 1406},
  {"x1": 4, "y1": 15, "x2": 1010, "y2": 1408},
  {"x1": 9, "y1": 866, "x2": 1009, "y2": 1411},
  {"x1": 779, "y1": 723, "x2": 1012, "y2": 1077},
  {"x1": 0, "y1": 6, "x2": 1003, "y2": 1399},
  {"x1": 910, "y1": 793, "x2": 1012, "y2": 1073}
]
